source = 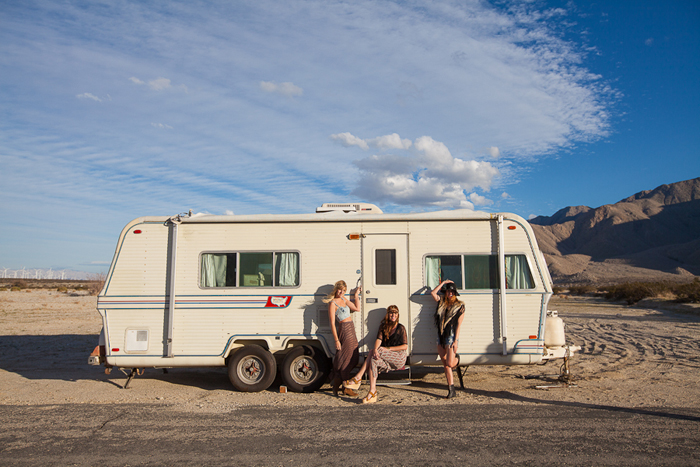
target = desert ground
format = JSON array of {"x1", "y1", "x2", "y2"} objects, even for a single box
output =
[{"x1": 1, "y1": 289, "x2": 699, "y2": 464}]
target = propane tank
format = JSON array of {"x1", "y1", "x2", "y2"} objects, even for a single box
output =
[{"x1": 544, "y1": 310, "x2": 566, "y2": 348}]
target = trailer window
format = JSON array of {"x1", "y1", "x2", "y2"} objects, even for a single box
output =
[
  {"x1": 504, "y1": 254, "x2": 534, "y2": 289},
  {"x1": 463, "y1": 255, "x2": 499, "y2": 289},
  {"x1": 200, "y1": 251, "x2": 299, "y2": 288},
  {"x1": 426, "y1": 254, "x2": 534, "y2": 290},
  {"x1": 240, "y1": 252, "x2": 273, "y2": 286},
  {"x1": 375, "y1": 249, "x2": 396, "y2": 285},
  {"x1": 200, "y1": 253, "x2": 237, "y2": 287},
  {"x1": 425, "y1": 255, "x2": 462, "y2": 289},
  {"x1": 275, "y1": 252, "x2": 299, "y2": 286}
]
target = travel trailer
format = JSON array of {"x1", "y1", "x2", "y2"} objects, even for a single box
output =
[{"x1": 89, "y1": 203, "x2": 578, "y2": 392}]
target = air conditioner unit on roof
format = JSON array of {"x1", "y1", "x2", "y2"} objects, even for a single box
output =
[{"x1": 315, "y1": 203, "x2": 383, "y2": 214}]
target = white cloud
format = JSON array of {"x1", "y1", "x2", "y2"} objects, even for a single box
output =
[
  {"x1": 224, "y1": 209, "x2": 234, "y2": 215},
  {"x1": 468, "y1": 192, "x2": 493, "y2": 206},
  {"x1": 367, "y1": 133, "x2": 413, "y2": 150},
  {"x1": 501, "y1": 192, "x2": 510, "y2": 199},
  {"x1": 331, "y1": 132, "x2": 413, "y2": 151},
  {"x1": 149, "y1": 77, "x2": 171, "y2": 91},
  {"x1": 351, "y1": 135, "x2": 500, "y2": 209},
  {"x1": 414, "y1": 136, "x2": 500, "y2": 191},
  {"x1": 151, "y1": 122, "x2": 173, "y2": 130},
  {"x1": 129, "y1": 76, "x2": 186, "y2": 92},
  {"x1": 330, "y1": 132, "x2": 369, "y2": 150},
  {"x1": 645, "y1": 38, "x2": 654, "y2": 46},
  {"x1": 260, "y1": 81, "x2": 303, "y2": 97},
  {"x1": 76, "y1": 93, "x2": 101, "y2": 102},
  {"x1": 488, "y1": 147, "x2": 500, "y2": 158}
]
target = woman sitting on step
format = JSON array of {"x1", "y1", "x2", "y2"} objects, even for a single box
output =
[{"x1": 343, "y1": 305, "x2": 408, "y2": 404}]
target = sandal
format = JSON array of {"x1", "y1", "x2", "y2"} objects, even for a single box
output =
[
  {"x1": 343, "y1": 376, "x2": 362, "y2": 390},
  {"x1": 362, "y1": 390, "x2": 378, "y2": 404}
]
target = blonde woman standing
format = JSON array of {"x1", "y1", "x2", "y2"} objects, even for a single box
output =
[{"x1": 325, "y1": 280, "x2": 361, "y2": 396}]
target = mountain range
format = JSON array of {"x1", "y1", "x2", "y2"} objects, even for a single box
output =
[{"x1": 529, "y1": 177, "x2": 700, "y2": 285}]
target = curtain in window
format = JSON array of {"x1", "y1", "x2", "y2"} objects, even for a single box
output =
[
  {"x1": 505, "y1": 255, "x2": 534, "y2": 289},
  {"x1": 201, "y1": 254, "x2": 227, "y2": 287},
  {"x1": 425, "y1": 257, "x2": 441, "y2": 289},
  {"x1": 464, "y1": 256, "x2": 493, "y2": 289},
  {"x1": 276, "y1": 253, "x2": 299, "y2": 286}
]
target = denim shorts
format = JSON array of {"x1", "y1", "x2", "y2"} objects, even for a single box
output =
[{"x1": 437, "y1": 328, "x2": 456, "y2": 347}]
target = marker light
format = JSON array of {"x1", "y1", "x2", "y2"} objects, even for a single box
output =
[
  {"x1": 112, "y1": 348, "x2": 120, "y2": 352},
  {"x1": 348, "y1": 233, "x2": 363, "y2": 240},
  {"x1": 529, "y1": 335, "x2": 537, "y2": 339},
  {"x1": 508, "y1": 226, "x2": 516, "y2": 230},
  {"x1": 134, "y1": 230, "x2": 142, "y2": 234}
]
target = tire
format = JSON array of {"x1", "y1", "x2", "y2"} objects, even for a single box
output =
[
  {"x1": 280, "y1": 345, "x2": 331, "y2": 393},
  {"x1": 227, "y1": 345, "x2": 277, "y2": 392}
]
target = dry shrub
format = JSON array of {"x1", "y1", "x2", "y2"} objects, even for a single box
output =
[
  {"x1": 86, "y1": 273, "x2": 106, "y2": 296},
  {"x1": 552, "y1": 286, "x2": 564, "y2": 295},
  {"x1": 605, "y1": 281, "x2": 672, "y2": 305},
  {"x1": 568, "y1": 285, "x2": 594, "y2": 296},
  {"x1": 12, "y1": 280, "x2": 27, "y2": 289},
  {"x1": 674, "y1": 278, "x2": 700, "y2": 303}
]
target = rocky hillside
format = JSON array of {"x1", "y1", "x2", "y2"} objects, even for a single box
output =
[{"x1": 529, "y1": 177, "x2": 700, "y2": 285}]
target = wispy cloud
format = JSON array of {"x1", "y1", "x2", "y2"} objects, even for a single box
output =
[
  {"x1": 331, "y1": 132, "x2": 413, "y2": 151},
  {"x1": 151, "y1": 122, "x2": 173, "y2": 130},
  {"x1": 260, "y1": 81, "x2": 303, "y2": 97},
  {"x1": 76, "y1": 93, "x2": 102, "y2": 102},
  {"x1": 331, "y1": 132, "x2": 369, "y2": 150},
  {"x1": 130, "y1": 76, "x2": 187, "y2": 92}
]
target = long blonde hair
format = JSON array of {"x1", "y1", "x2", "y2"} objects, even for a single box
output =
[{"x1": 323, "y1": 280, "x2": 347, "y2": 303}]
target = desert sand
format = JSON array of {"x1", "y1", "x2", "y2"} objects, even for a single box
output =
[{"x1": 1, "y1": 289, "x2": 699, "y2": 412}]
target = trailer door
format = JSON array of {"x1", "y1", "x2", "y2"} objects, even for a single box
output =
[{"x1": 360, "y1": 234, "x2": 410, "y2": 353}]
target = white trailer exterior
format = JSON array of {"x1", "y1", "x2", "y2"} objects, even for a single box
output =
[{"x1": 89, "y1": 204, "x2": 576, "y2": 392}]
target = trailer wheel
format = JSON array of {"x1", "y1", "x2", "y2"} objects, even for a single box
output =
[
  {"x1": 280, "y1": 345, "x2": 331, "y2": 393},
  {"x1": 228, "y1": 345, "x2": 277, "y2": 392}
]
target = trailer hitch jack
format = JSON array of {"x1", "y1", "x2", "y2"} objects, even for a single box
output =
[{"x1": 121, "y1": 368, "x2": 144, "y2": 389}]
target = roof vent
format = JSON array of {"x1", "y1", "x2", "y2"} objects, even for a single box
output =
[{"x1": 316, "y1": 203, "x2": 383, "y2": 214}]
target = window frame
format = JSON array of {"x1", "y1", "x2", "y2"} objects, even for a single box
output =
[
  {"x1": 423, "y1": 252, "x2": 536, "y2": 291},
  {"x1": 198, "y1": 250, "x2": 301, "y2": 289},
  {"x1": 374, "y1": 248, "x2": 397, "y2": 286}
]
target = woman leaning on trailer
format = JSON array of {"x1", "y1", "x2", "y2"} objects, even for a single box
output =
[
  {"x1": 431, "y1": 279, "x2": 465, "y2": 399},
  {"x1": 324, "y1": 280, "x2": 361, "y2": 396}
]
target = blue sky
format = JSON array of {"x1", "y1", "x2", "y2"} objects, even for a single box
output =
[{"x1": 1, "y1": 0, "x2": 698, "y2": 274}]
